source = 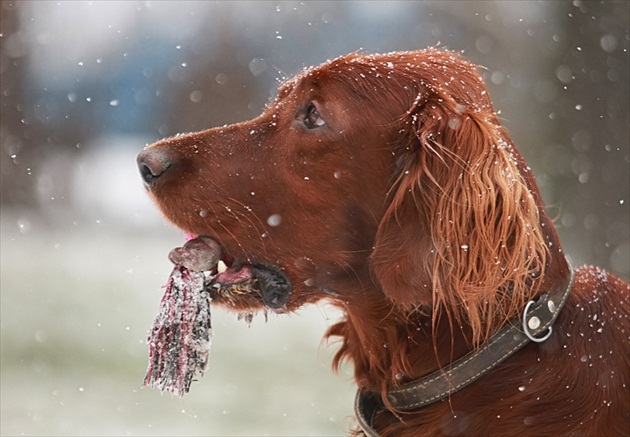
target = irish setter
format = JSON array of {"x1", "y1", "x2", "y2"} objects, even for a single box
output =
[{"x1": 137, "y1": 49, "x2": 629, "y2": 436}]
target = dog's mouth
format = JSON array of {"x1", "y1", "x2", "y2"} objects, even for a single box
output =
[{"x1": 168, "y1": 236, "x2": 292, "y2": 311}]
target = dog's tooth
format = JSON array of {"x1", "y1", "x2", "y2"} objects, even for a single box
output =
[{"x1": 217, "y1": 260, "x2": 228, "y2": 274}]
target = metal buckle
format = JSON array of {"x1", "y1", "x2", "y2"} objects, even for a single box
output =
[{"x1": 522, "y1": 299, "x2": 553, "y2": 343}]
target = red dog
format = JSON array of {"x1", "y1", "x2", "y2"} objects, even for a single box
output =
[{"x1": 137, "y1": 49, "x2": 629, "y2": 436}]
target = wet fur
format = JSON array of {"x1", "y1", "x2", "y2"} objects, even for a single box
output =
[{"x1": 140, "y1": 49, "x2": 630, "y2": 436}]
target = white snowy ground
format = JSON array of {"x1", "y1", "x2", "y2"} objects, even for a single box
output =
[{"x1": 0, "y1": 211, "x2": 356, "y2": 436}]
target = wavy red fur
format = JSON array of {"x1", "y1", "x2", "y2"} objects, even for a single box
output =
[{"x1": 138, "y1": 49, "x2": 629, "y2": 436}]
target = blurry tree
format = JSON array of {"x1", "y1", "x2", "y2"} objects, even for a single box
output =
[
  {"x1": 1, "y1": 2, "x2": 94, "y2": 208},
  {"x1": 1, "y1": 1, "x2": 32, "y2": 205},
  {"x1": 165, "y1": 9, "x2": 270, "y2": 134},
  {"x1": 550, "y1": 0, "x2": 629, "y2": 273}
]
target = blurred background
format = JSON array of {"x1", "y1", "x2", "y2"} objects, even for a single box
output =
[{"x1": 1, "y1": 1, "x2": 628, "y2": 436}]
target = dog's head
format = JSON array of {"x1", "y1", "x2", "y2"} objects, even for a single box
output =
[
  {"x1": 138, "y1": 49, "x2": 565, "y2": 339},
  {"x1": 137, "y1": 52, "x2": 399, "y2": 314}
]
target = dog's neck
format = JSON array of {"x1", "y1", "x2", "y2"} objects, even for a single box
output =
[
  {"x1": 325, "y1": 251, "x2": 572, "y2": 395},
  {"x1": 326, "y1": 292, "x2": 472, "y2": 393}
]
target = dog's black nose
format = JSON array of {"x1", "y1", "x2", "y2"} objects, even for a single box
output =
[{"x1": 137, "y1": 148, "x2": 172, "y2": 186}]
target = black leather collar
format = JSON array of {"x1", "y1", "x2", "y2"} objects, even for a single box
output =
[{"x1": 355, "y1": 266, "x2": 575, "y2": 436}]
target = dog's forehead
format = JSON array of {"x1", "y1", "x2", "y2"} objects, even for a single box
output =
[
  {"x1": 274, "y1": 56, "x2": 391, "y2": 106},
  {"x1": 274, "y1": 50, "x2": 485, "y2": 99}
]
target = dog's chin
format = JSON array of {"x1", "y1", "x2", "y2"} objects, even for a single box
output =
[
  {"x1": 169, "y1": 235, "x2": 293, "y2": 314},
  {"x1": 210, "y1": 261, "x2": 293, "y2": 313}
]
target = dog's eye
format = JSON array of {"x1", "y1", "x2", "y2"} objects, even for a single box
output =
[{"x1": 303, "y1": 103, "x2": 326, "y2": 129}]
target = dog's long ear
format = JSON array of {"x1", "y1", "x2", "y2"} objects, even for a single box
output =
[{"x1": 371, "y1": 87, "x2": 549, "y2": 344}]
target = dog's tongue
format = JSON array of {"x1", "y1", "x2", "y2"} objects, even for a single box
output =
[{"x1": 184, "y1": 232, "x2": 197, "y2": 242}]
